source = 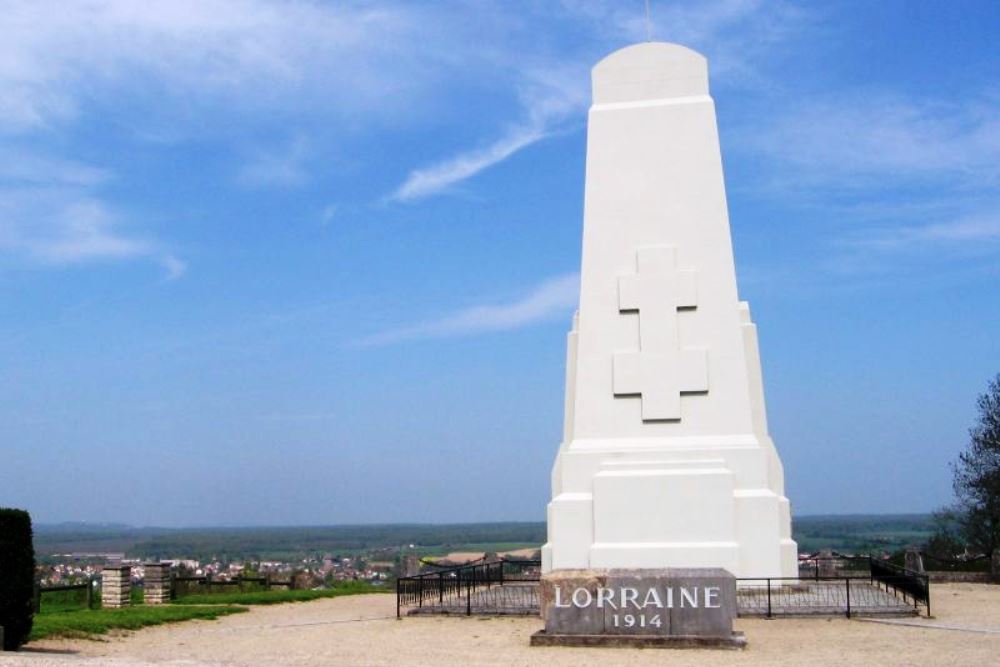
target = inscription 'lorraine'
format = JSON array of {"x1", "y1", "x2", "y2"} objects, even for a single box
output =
[{"x1": 554, "y1": 585, "x2": 723, "y2": 610}]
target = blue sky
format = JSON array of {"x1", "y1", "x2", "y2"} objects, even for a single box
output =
[{"x1": 2, "y1": 0, "x2": 998, "y2": 527}]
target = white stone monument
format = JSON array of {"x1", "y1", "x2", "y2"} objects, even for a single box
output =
[{"x1": 542, "y1": 42, "x2": 797, "y2": 580}]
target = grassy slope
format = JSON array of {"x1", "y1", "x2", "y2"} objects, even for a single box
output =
[
  {"x1": 30, "y1": 605, "x2": 247, "y2": 641},
  {"x1": 173, "y1": 581, "x2": 387, "y2": 605},
  {"x1": 31, "y1": 581, "x2": 384, "y2": 642}
]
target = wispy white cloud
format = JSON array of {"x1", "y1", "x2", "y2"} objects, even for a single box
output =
[
  {"x1": 354, "y1": 273, "x2": 579, "y2": 346},
  {"x1": 237, "y1": 138, "x2": 310, "y2": 188},
  {"x1": 160, "y1": 254, "x2": 188, "y2": 280},
  {"x1": 390, "y1": 62, "x2": 591, "y2": 202},
  {"x1": 0, "y1": 0, "x2": 445, "y2": 134},
  {"x1": 735, "y1": 89, "x2": 1000, "y2": 279},
  {"x1": 740, "y1": 91, "x2": 1000, "y2": 189},
  {"x1": 0, "y1": 149, "x2": 111, "y2": 186},
  {"x1": 0, "y1": 190, "x2": 149, "y2": 263},
  {"x1": 0, "y1": 169, "x2": 184, "y2": 277},
  {"x1": 320, "y1": 204, "x2": 338, "y2": 225},
  {"x1": 391, "y1": 125, "x2": 547, "y2": 202},
  {"x1": 812, "y1": 211, "x2": 1000, "y2": 278},
  {"x1": 844, "y1": 216, "x2": 1000, "y2": 252},
  {"x1": 560, "y1": 0, "x2": 811, "y2": 84},
  {"x1": 28, "y1": 200, "x2": 150, "y2": 263},
  {"x1": 390, "y1": 0, "x2": 809, "y2": 202}
]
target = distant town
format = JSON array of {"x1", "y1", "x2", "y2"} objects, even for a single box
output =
[{"x1": 38, "y1": 550, "x2": 401, "y2": 589}]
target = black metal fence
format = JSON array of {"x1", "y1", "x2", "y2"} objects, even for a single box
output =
[
  {"x1": 34, "y1": 581, "x2": 96, "y2": 613},
  {"x1": 396, "y1": 558, "x2": 540, "y2": 617},
  {"x1": 738, "y1": 556, "x2": 929, "y2": 618},
  {"x1": 171, "y1": 574, "x2": 295, "y2": 599},
  {"x1": 920, "y1": 552, "x2": 990, "y2": 572},
  {"x1": 396, "y1": 555, "x2": 929, "y2": 619}
]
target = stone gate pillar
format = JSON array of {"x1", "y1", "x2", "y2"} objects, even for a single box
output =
[
  {"x1": 904, "y1": 547, "x2": 924, "y2": 573},
  {"x1": 144, "y1": 562, "x2": 171, "y2": 605},
  {"x1": 102, "y1": 565, "x2": 131, "y2": 608},
  {"x1": 817, "y1": 549, "x2": 837, "y2": 578}
]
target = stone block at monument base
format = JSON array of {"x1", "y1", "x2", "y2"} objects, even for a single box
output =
[{"x1": 531, "y1": 568, "x2": 746, "y2": 649}]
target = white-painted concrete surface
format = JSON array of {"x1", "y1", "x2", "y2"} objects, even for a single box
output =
[{"x1": 542, "y1": 42, "x2": 796, "y2": 578}]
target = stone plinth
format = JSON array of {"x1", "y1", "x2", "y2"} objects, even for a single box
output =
[
  {"x1": 144, "y1": 562, "x2": 171, "y2": 605},
  {"x1": 102, "y1": 565, "x2": 131, "y2": 608},
  {"x1": 532, "y1": 568, "x2": 745, "y2": 649}
]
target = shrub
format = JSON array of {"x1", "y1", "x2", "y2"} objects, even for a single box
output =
[{"x1": 0, "y1": 508, "x2": 35, "y2": 650}]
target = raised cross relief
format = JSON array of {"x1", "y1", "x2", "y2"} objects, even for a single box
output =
[{"x1": 613, "y1": 246, "x2": 708, "y2": 421}]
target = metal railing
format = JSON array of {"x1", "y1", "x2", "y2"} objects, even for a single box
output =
[
  {"x1": 920, "y1": 551, "x2": 990, "y2": 572},
  {"x1": 396, "y1": 555, "x2": 929, "y2": 619},
  {"x1": 739, "y1": 556, "x2": 930, "y2": 618},
  {"x1": 171, "y1": 573, "x2": 295, "y2": 599},
  {"x1": 34, "y1": 580, "x2": 96, "y2": 613},
  {"x1": 396, "y1": 558, "x2": 540, "y2": 617},
  {"x1": 869, "y1": 558, "x2": 930, "y2": 614}
]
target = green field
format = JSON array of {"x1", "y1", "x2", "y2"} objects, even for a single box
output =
[
  {"x1": 33, "y1": 515, "x2": 937, "y2": 564},
  {"x1": 33, "y1": 522, "x2": 547, "y2": 562},
  {"x1": 792, "y1": 514, "x2": 934, "y2": 553}
]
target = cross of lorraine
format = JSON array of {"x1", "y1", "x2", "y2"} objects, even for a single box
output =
[{"x1": 613, "y1": 245, "x2": 708, "y2": 421}]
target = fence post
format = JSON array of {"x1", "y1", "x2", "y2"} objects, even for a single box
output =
[
  {"x1": 439, "y1": 573, "x2": 444, "y2": 604},
  {"x1": 33, "y1": 581, "x2": 41, "y2": 614},
  {"x1": 845, "y1": 578, "x2": 851, "y2": 619},
  {"x1": 466, "y1": 570, "x2": 472, "y2": 616},
  {"x1": 766, "y1": 579, "x2": 772, "y2": 619},
  {"x1": 396, "y1": 577, "x2": 401, "y2": 619},
  {"x1": 418, "y1": 575, "x2": 423, "y2": 608},
  {"x1": 86, "y1": 576, "x2": 93, "y2": 609},
  {"x1": 925, "y1": 576, "x2": 931, "y2": 617}
]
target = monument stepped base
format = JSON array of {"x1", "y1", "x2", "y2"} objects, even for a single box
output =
[{"x1": 530, "y1": 630, "x2": 747, "y2": 650}]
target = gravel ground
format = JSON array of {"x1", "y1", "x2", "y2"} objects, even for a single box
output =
[{"x1": 3, "y1": 583, "x2": 999, "y2": 667}]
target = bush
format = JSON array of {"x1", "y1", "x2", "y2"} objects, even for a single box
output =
[{"x1": 0, "y1": 508, "x2": 35, "y2": 650}]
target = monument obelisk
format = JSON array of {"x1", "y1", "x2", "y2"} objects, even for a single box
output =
[{"x1": 541, "y1": 42, "x2": 797, "y2": 580}]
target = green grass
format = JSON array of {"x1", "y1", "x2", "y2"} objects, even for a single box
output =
[
  {"x1": 30, "y1": 605, "x2": 247, "y2": 642},
  {"x1": 30, "y1": 583, "x2": 382, "y2": 642},
  {"x1": 38, "y1": 588, "x2": 93, "y2": 614},
  {"x1": 172, "y1": 580, "x2": 386, "y2": 605}
]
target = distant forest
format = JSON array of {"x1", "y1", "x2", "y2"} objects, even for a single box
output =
[{"x1": 33, "y1": 514, "x2": 935, "y2": 562}]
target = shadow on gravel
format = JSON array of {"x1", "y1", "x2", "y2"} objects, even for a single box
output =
[{"x1": 17, "y1": 647, "x2": 80, "y2": 655}]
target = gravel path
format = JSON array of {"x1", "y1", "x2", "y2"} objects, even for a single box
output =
[{"x1": 3, "y1": 583, "x2": 999, "y2": 667}]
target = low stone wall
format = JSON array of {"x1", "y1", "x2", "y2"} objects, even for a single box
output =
[{"x1": 926, "y1": 571, "x2": 991, "y2": 584}]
